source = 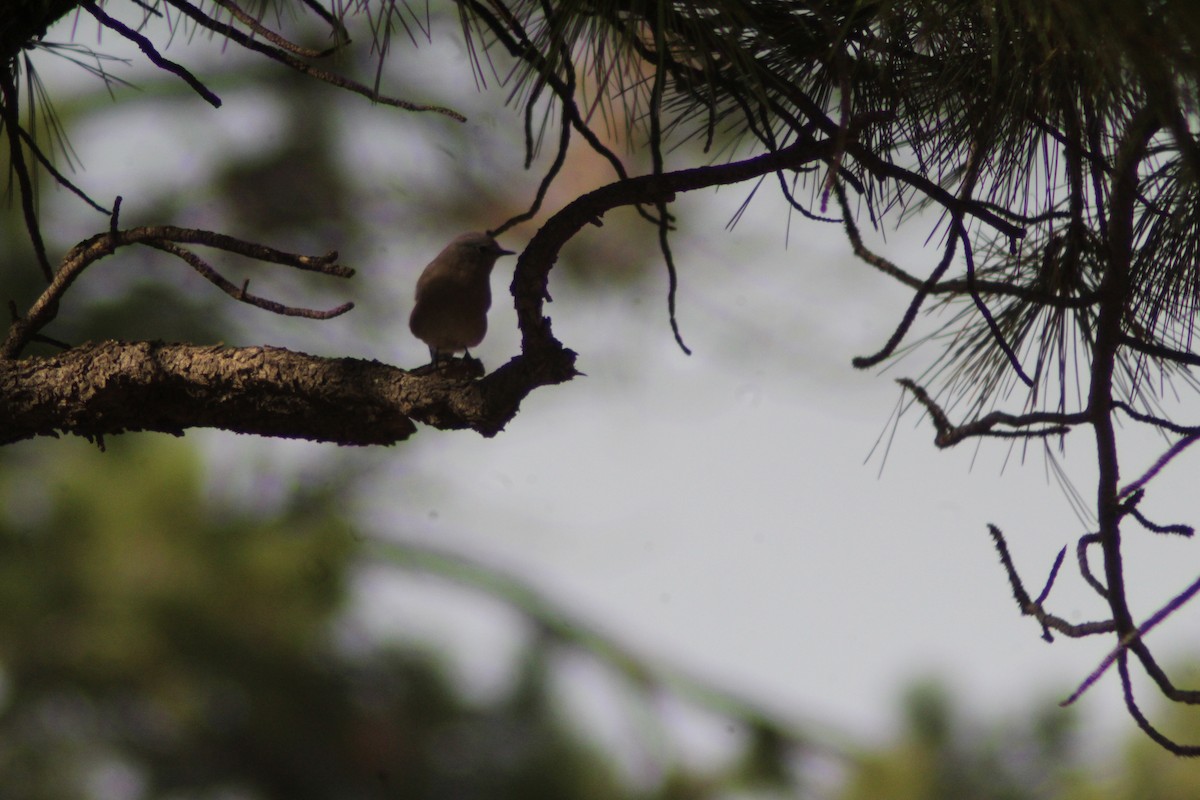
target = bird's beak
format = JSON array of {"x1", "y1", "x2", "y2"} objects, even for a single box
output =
[{"x1": 495, "y1": 245, "x2": 515, "y2": 257}]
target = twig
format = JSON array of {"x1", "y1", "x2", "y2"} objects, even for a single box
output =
[
  {"x1": 987, "y1": 524, "x2": 1115, "y2": 641},
  {"x1": 957, "y1": 220, "x2": 1034, "y2": 386},
  {"x1": 142, "y1": 240, "x2": 353, "y2": 319},
  {"x1": 494, "y1": 91, "x2": 572, "y2": 234},
  {"x1": 1034, "y1": 545, "x2": 1067, "y2": 605},
  {"x1": 210, "y1": 0, "x2": 344, "y2": 57},
  {"x1": 848, "y1": 192, "x2": 958, "y2": 368},
  {"x1": 1119, "y1": 432, "x2": 1200, "y2": 498},
  {"x1": 1128, "y1": 506, "x2": 1194, "y2": 537},
  {"x1": 1076, "y1": 533, "x2": 1108, "y2": 598},
  {"x1": 163, "y1": 0, "x2": 464, "y2": 120},
  {"x1": 1117, "y1": 657, "x2": 1200, "y2": 756},
  {"x1": 1062, "y1": 573, "x2": 1200, "y2": 706},
  {"x1": 897, "y1": 378, "x2": 1082, "y2": 447},
  {"x1": 0, "y1": 70, "x2": 52, "y2": 281},
  {"x1": 2, "y1": 225, "x2": 354, "y2": 358},
  {"x1": 13, "y1": 125, "x2": 109, "y2": 213},
  {"x1": 1113, "y1": 400, "x2": 1200, "y2": 436},
  {"x1": 297, "y1": 0, "x2": 350, "y2": 43},
  {"x1": 82, "y1": 0, "x2": 223, "y2": 108},
  {"x1": 461, "y1": 0, "x2": 667, "y2": 225},
  {"x1": 647, "y1": 21, "x2": 690, "y2": 356}
]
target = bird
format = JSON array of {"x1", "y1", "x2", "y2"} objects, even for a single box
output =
[{"x1": 408, "y1": 232, "x2": 514, "y2": 364}]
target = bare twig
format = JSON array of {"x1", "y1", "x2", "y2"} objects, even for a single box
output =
[
  {"x1": 897, "y1": 378, "x2": 1083, "y2": 447},
  {"x1": 849, "y1": 200, "x2": 958, "y2": 368},
  {"x1": 1076, "y1": 532, "x2": 1108, "y2": 597},
  {"x1": 987, "y1": 524, "x2": 1115, "y2": 641},
  {"x1": 81, "y1": 0, "x2": 222, "y2": 108},
  {"x1": 13, "y1": 124, "x2": 108, "y2": 213},
  {"x1": 494, "y1": 92, "x2": 572, "y2": 235},
  {"x1": 1113, "y1": 400, "x2": 1200, "y2": 436},
  {"x1": 956, "y1": 220, "x2": 1034, "y2": 386},
  {"x1": 297, "y1": 0, "x2": 350, "y2": 43},
  {"x1": 1117, "y1": 657, "x2": 1200, "y2": 756},
  {"x1": 2, "y1": 225, "x2": 354, "y2": 358},
  {"x1": 1062, "y1": 572, "x2": 1200, "y2": 706},
  {"x1": 647, "y1": 20, "x2": 690, "y2": 356},
  {"x1": 143, "y1": 240, "x2": 354, "y2": 319},
  {"x1": 210, "y1": 0, "x2": 344, "y2": 57},
  {"x1": 1034, "y1": 545, "x2": 1067, "y2": 605},
  {"x1": 0, "y1": 69, "x2": 52, "y2": 281},
  {"x1": 1128, "y1": 506, "x2": 1194, "y2": 537},
  {"x1": 163, "y1": 0, "x2": 465, "y2": 120},
  {"x1": 1120, "y1": 333, "x2": 1200, "y2": 368}
]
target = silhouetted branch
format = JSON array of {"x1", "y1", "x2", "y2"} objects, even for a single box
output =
[
  {"x1": 2, "y1": 224, "x2": 354, "y2": 358},
  {"x1": 163, "y1": 0, "x2": 465, "y2": 119},
  {"x1": 956, "y1": 219, "x2": 1033, "y2": 386},
  {"x1": 1062, "y1": 573, "x2": 1200, "y2": 710},
  {"x1": 987, "y1": 524, "x2": 1115, "y2": 642},
  {"x1": 142, "y1": 240, "x2": 354, "y2": 319},
  {"x1": 0, "y1": 70, "x2": 51, "y2": 281},
  {"x1": 1120, "y1": 333, "x2": 1200, "y2": 368},
  {"x1": 1076, "y1": 533, "x2": 1108, "y2": 597},
  {"x1": 897, "y1": 379, "x2": 1083, "y2": 447},
  {"x1": 13, "y1": 124, "x2": 109, "y2": 213},
  {"x1": 0, "y1": 340, "x2": 418, "y2": 445},
  {"x1": 211, "y1": 0, "x2": 345, "y2": 57},
  {"x1": 81, "y1": 1, "x2": 222, "y2": 107},
  {"x1": 1034, "y1": 546, "x2": 1067, "y2": 605}
]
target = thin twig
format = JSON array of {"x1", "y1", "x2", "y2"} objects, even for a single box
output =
[
  {"x1": 142, "y1": 240, "x2": 353, "y2": 319},
  {"x1": 1076, "y1": 533, "x2": 1108, "y2": 597},
  {"x1": 2, "y1": 225, "x2": 354, "y2": 358},
  {"x1": 648, "y1": 35, "x2": 690, "y2": 356},
  {"x1": 13, "y1": 125, "x2": 109, "y2": 213},
  {"x1": 1034, "y1": 546, "x2": 1067, "y2": 605},
  {"x1": 1062, "y1": 573, "x2": 1200, "y2": 706},
  {"x1": 163, "y1": 0, "x2": 464, "y2": 120},
  {"x1": 1114, "y1": 400, "x2": 1200, "y2": 436},
  {"x1": 848, "y1": 192, "x2": 958, "y2": 368},
  {"x1": 461, "y1": 0, "x2": 667, "y2": 225},
  {"x1": 0, "y1": 70, "x2": 52, "y2": 281},
  {"x1": 495, "y1": 89, "x2": 572, "y2": 235},
  {"x1": 297, "y1": 0, "x2": 350, "y2": 43},
  {"x1": 1128, "y1": 507, "x2": 1194, "y2": 537},
  {"x1": 897, "y1": 378, "x2": 1082, "y2": 447},
  {"x1": 210, "y1": 0, "x2": 343, "y2": 57},
  {"x1": 957, "y1": 219, "x2": 1034, "y2": 386},
  {"x1": 1116, "y1": 657, "x2": 1200, "y2": 756},
  {"x1": 82, "y1": 0, "x2": 223, "y2": 108},
  {"x1": 987, "y1": 524, "x2": 1114, "y2": 640}
]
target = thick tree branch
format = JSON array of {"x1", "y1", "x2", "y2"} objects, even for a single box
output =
[
  {"x1": 465, "y1": 139, "x2": 835, "y2": 435},
  {"x1": 509, "y1": 137, "x2": 831, "y2": 349},
  {"x1": 0, "y1": 340, "x2": 557, "y2": 445}
]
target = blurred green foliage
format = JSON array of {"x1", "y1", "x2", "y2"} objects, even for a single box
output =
[{"x1": 0, "y1": 437, "x2": 637, "y2": 799}]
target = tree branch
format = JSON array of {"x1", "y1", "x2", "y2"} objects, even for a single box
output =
[
  {"x1": 0, "y1": 341, "x2": 418, "y2": 445},
  {"x1": 81, "y1": 0, "x2": 222, "y2": 108},
  {"x1": 163, "y1": 0, "x2": 464, "y2": 120},
  {"x1": 2, "y1": 223, "x2": 354, "y2": 359},
  {"x1": 897, "y1": 378, "x2": 1083, "y2": 447}
]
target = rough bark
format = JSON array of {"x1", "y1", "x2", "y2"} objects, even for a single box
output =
[{"x1": 0, "y1": 340, "x2": 477, "y2": 445}]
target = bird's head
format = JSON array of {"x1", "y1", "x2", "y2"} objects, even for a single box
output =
[{"x1": 448, "y1": 232, "x2": 515, "y2": 272}]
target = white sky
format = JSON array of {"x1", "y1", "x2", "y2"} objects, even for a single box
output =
[{"x1": 30, "y1": 2, "x2": 1200, "y2": 775}]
